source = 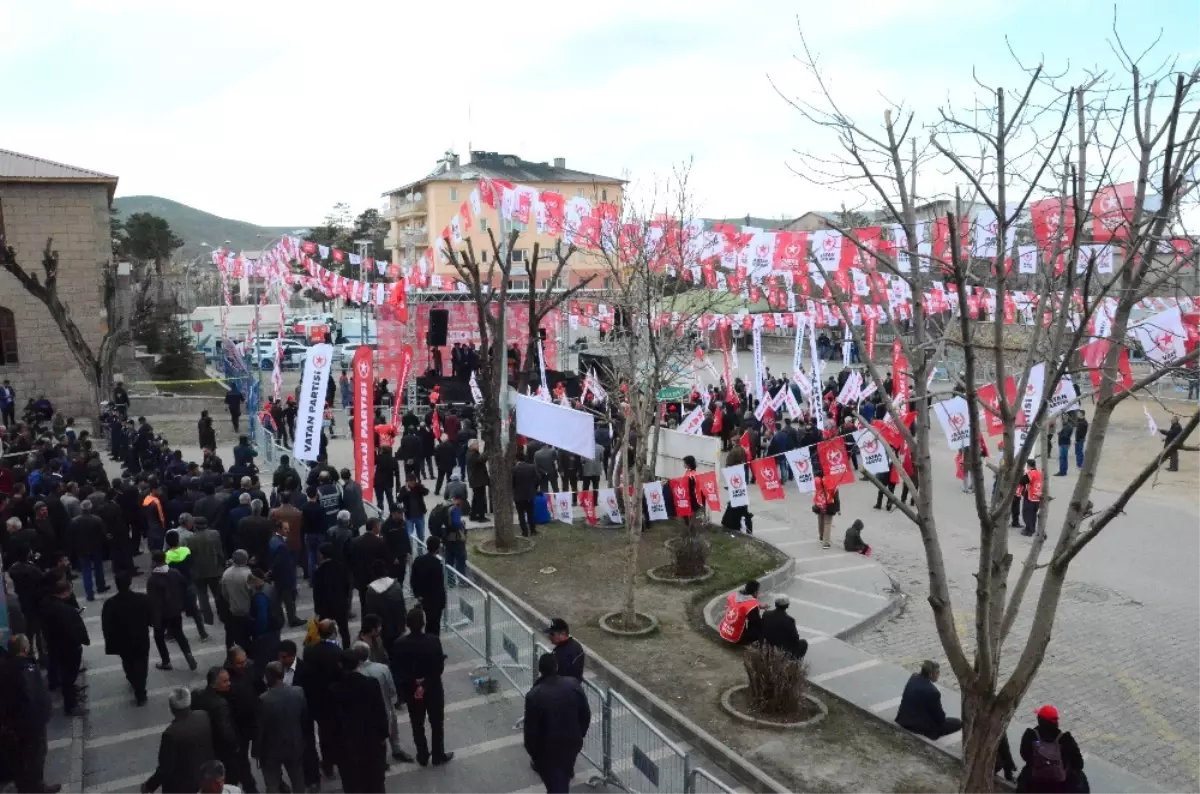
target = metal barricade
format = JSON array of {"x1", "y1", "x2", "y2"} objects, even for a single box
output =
[
  {"x1": 260, "y1": 429, "x2": 278, "y2": 465},
  {"x1": 579, "y1": 677, "x2": 613, "y2": 787},
  {"x1": 686, "y1": 767, "x2": 737, "y2": 794},
  {"x1": 606, "y1": 689, "x2": 690, "y2": 794},
  {"x1": 443, "y1": 565, "x2": 489, "y2": 661},
  {"x1": 487, "y1": 594, "x2": 538, "y2": 694}
]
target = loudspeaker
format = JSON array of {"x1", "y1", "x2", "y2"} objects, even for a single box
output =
[{"x1": 429, "y1": 309, "x2": 449, "y2": 347}]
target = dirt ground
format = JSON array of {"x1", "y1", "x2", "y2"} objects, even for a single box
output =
[{"x1": 472, "y1": 521, "x2": 963, "y2": 794}]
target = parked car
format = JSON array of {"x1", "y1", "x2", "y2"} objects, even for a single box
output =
[
  {"x1": 254, "y1": 339, "x2": 308, "y2": 369},
  {"x1": 334, "y1": 342, "x2": 376, "y2": 364}
]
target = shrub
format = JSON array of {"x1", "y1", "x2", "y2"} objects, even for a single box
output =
[
  {"x1": 744, "y1": 643, "x2": 809, "y2": 718},
  {"x1": 671, "y1": 515, "x2": 711, "y2": 577}
]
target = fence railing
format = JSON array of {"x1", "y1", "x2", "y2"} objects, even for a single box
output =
[{"x1": 350, "y1": 495, "x2": 736, "y2": 794}]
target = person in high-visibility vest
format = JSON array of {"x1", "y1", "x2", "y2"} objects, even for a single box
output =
[
  {"x1": 1018, "y1": 458, "x2": 1043, "y2": 537},
  {"x1": 717, "y1": 579, "x2": 762, "y2": 645}
]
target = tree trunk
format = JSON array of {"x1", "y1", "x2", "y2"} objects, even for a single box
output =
[
  {"x1": 959, "y1": 689, "x2": 1015, "y2": 793},
  {"x1": 489, "y1": 446, "x2": 517, "y2": 550}
]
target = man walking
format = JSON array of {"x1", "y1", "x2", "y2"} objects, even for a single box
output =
[
  {"x1": 66, "y1": 499, "x2": 107, "y2": 601},
  {"x1": 4, "y1": 634, "x2": 61, "y2": 793},
  {"x1": 101, "y1": 574, "x2": 152, "y2": 706},
  {"x1": 391, "y1": 607, "x2": 454, "y2": 768},
  {"x1": 465, "y1": 439, "x2": 489, "y2": 521},
  {"x1": 1073, "y1": 410, "x2": 1088, "y2": 469},
  {"x1": 190, "y1": 667, "x2": 240, "y2": 790},
  {"x1": 1160, "y1": 416, "x2": 1183, "y2": 471},
  {"x1": 40, "y1": 578, "x2": 90, "y2": 716},
  {"x1": 1018, "y1": 459, "x2": 1043, "y2": 538},
  {"x1": 255, "y1": 661, "x2": 308, "y2": 794},
  {"x1": 512, "y1": 451, "x2": 540, "y2": 538},
  {"x1": 147, "y1": 550, "x2": 199, "y2": 672},
  {"x1": 268, "y1": 520, "x2": 304, "y2": 628},
  {"x1": 301, "y1": 620, "x2": 344, "y2": 781},
  {"x1": 140, "y1": 688, "x2": 216, "y2": 794},
  {"x1": 1055, "y1": 418, "x2": 1073, "y2": 476},
  {"x1": 186, "y1": 516, "x2": 226, "y2": 627},
  {"x1": 410, "y1": 536, "x2": 447, "y2": 636},
  {"x1": 220, "y1": 549, "x2": 254, "y2": 650},
  {"x1": 353, "y1": 641, "x2": 415, "y2": 764},
  {"x1": 331, "y1": 649, "x2": 390, "y2": 792},
  {"x1": 312, "y1": 543, "x2": 351, "y2": 648},
  {"x1": 524, "y1": 653, "x2": 591, "y2": 793}
]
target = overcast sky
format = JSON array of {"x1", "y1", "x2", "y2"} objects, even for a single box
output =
[{"x1": 4, "y1": 0, "x2": 1196, "y2": 227}]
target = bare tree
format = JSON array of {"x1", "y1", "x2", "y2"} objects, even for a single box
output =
[
  {"x1": 774, "y1": 23, "x2": 1200, "y2": 791},
  {"x1": 0, "y1": 200, "x2": 148, "y2": 423},
  {"x1": 584, "y1": 165, "x2": 732, "y2": 627},
  {"x1": 442, "y1": 228, "x2": 593, "y2": 551}
]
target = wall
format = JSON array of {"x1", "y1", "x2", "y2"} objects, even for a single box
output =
[
  {"x1": 0, "y1": 182, "x2": 111, "y2": 419},
  {"x1": 654, "y1": 426, "x2": 722, "y2": 479}
]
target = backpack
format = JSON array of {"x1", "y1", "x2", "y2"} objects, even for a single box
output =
[
  {"x1": 1029, "y1": 735, "x2": 1067, "y2": 785},
  {"x1": 428, "y1": 503, "x2": 450, "y2": 539}
]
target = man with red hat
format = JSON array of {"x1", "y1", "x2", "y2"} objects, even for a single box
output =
[{"x1": 1017, "y1": 704, "x2": 1086, "y2": 793}]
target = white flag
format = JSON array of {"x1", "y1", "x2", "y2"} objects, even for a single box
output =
[
  {"x1": 469, "y1": 372, "x2": 484, "y2": 404},
  {"x1": 292, "y1": 344, "x2": 334, "y2": 462},
  {"x1": 1047, "y1": 375, "x2": 1079, "y2": 416},
  {"x1": 854, "y1": 429, "x2": 891, "y2": 474},
  {"x1": 644, "y1": 482, "x2": 670, "y2": 521},
  {"x1": 934, "y1": 396, "x2": 973, "y2": 451},
  {"x1": 553, "y1": 492, "x2": 574, "y2": 524},
  {"x1": 792, "y1": 318, "x2": 806, "y2": 374},
  {"x1": 1145, "y1": 407, "x2": 1159, "y2": 436},
  {"x1": 752, "y1": 327, "x2": 764, "y2": 401},
  {"x1": 783, "y1": 447, "x2": 816, "y2": 493},
  {"x1": 598, "y1": 488, "x2": 622, "y2": 524},
  {"x1": 678, "y1": 405, "x2": 705, "y2": 435},
  {"x1": 721, "y1": 464, "x2": 750, "y2": 507}
]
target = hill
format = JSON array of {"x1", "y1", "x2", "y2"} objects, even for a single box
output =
[{"x1": 112, "y1": 195, "x2": 306, "y2": 262}]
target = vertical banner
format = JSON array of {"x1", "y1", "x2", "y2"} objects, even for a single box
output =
[
  {"x1": 644, "y1": 482, "x2": 670, "y2": 521},
  {"x1": 854, "y1": 429, "x2": 891, "y2": 474},
  {"x1": 579, "y1": 490, "x2": 598, "y2": 526},
  {"x1": 293, "y1": 343, "x2": 334, "y2": 462},
  {"x1": 976, "y1": 377, "x2": 1016, "y2": 437},
  {"x1": 792, "y1": 317, "x2": 806, "y2": 375},
  {"x1": 808, "y1": 317, "x2": 823, "y2": 429},
  {"x1": 537, "y1": 338, "x2": 549, "y2": 393},
  {"x1": 553, "y1": 492, "x2": 574, "y2": 524},
  {"x1": 749, "y1": 458, "x2": 786, "y2": 500},
  {"x1": 865, "y1": 313, "x2": 877, "y2": 361},
  {"x1": 933, "y1": 396, "x2": 972, "y2": 450},
  {"x1": 391, "y1": 344, "x2": 415, "y2": 426},
  {"x1": 892, "y1": 338, "x2": 909, "y2": 419},
  {"x1": 842, "y1": 324, "x2": 852, "y2": 366},
  {"x1": 783, "y1": 447, "x2": 816, "y2": 493},
  {"x1": 598, "y1": 488, "x2": 623, "y2": 524},
  {"x1": 678, "y1": 406, "x2": 705, "y2": 435},
  {"x1": 668, "y1": 477, "x2": 693, "y2": 517},
  {"x1": 694, "y1": 471, "x2": 721, "y2": 511},
  {"x1": 469, "y1": 372, "x2": 484, "y2": 404},
  {"x1": 722, "y1": 335, "x2": 735, "y2": 401},
  {"x1": 752, "y1": 326, "x2": 764, "y2": 401},
  {"x1": 721, "y1": 464, "x2": 750, "y2": 507},
  {"x1": 352, "y1": 345, "x2": 375, "y2": 494}
]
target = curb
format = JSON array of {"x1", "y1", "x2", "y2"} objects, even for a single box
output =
[
  {"x1": 719, "y1": 686, "x2": 828, "y2": 729},
  {"x1": 468, "y1": 565, "x2": 791, "y2": 794}
]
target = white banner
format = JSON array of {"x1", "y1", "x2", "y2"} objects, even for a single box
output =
[
  {"x1": 731, "y1": 334, "x2": 739, "y2": 371},
  {"x1": 644, "y1": 482, "x2": 670, "y2": 521},
  {"x1": 792, "y1": 316, "x2": 806, "y2": 375},
  {"x1": 836, "y1": 372, "x2": 862, "y2": 405},
  {"x1": 598, "y1": 488, "x2": 622, "y2": 523},
  {"x1": 292, "y1": 343, "x2": 333, "y2": 462},
  {"x1": 1048, "y1": 374, "x2": 1080, "y2": 416},
  {"x1": 783, "y1": 385, "x2": 802, "y2": 419},
  {"x1": 513, "y1": 394, "x2": 597, "y2": 459},
  {"x1": 722, "y1": 464, "x2": 750, "y2": 507},
  {"x1": 469, "y1": 372, "x2": 484, "y2": 404},
  {"x1": 552, "y1": 492, "x2": 574, "y2": 523},
  {"x1": 808, "y1": 316, "x2": 823, "y2": 430},
  {"x1": 933, "y1": 396, "x2": 973, "y2": 450},
  {"x1": 587, "y1": 369, "x2": 608, "y2": 403},
  {"x1": 1018, "y1": 362, "x2": 1047, "y2": 427},
  {"x1": 1128, "y1": 306, "x2": 1188, "y2": 368},
  {"x1": 1018, "y1": 245, "x2": 1038, "y2": 274},
  {"x1": 677, "y1": 406, "x2": 703, "y2": 435},
  {"x1": 1144, "y1": 406, "x2": 1158, "y2": 436},
  {"x1": 854, "y1": 429, "x2": 891, "y2": 474},
  {"x1": 537, "y1": 339, "x2": 549, "y2": 393},
  {"x1": 842, "y1": 324, "x2": 852, "y2": 366},
  {"x1": 783, "y1": 447, "x2": 816, "y2": 493},
  {"x1": 752, "y1": 327, "x2": 764, "y2": 401}
]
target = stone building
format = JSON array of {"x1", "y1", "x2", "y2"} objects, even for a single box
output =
[{"x1": 0, "y1": 149, "x2": 118, "y2": 419}]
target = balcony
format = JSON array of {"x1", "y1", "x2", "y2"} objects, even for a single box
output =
[
  {"x1": 385, "y1": 194, "x2": 427, "y2": 220},
  {"x1": 384, "y1": 226, "x2": 428, "y2": 251}
]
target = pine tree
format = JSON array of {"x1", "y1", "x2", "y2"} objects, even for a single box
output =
[{"x1": 155, "y1": 318, "x2": 196, "y2": 379}]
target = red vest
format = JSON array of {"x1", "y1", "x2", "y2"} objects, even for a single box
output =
[
  {"x1": 718, "y1": 592, "x2": 759, "y2": 643},
  {"x1": 1026, "y1": 469, "x2": 1043, "y2": 502}
]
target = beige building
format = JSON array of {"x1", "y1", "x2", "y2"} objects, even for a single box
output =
[
  {"x1": 0, "y1": 149, "x2": 117, "y2": 419},
  {"x1": 382, "y1": 150, "x2": 625, "y2": 289}
]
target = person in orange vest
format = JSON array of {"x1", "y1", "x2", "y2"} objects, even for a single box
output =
[
  {"x1": 718, "y1": 579, "x2": 763, "y2": 645},
  {"x1": 1018, "y1": 458, "x2": 1042, "y2": 537},
  {"x1": 811, "y1": 476, "x2": 841, "y2": 549}
]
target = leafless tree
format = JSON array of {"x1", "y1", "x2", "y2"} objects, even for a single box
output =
[
  {"x1": 0, "y1": 200, "x2": 148, "y2": 423},
  {"x1": 774, "y1": 22, "x2": 1199, "y2": 791},
  {"x1": 442, "y1": 228, "x2": 593, "y2": 551}
]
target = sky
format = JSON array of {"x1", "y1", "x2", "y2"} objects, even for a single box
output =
[{"x1": 3, "y1": 0, "x2": 1197, "y2": 228}]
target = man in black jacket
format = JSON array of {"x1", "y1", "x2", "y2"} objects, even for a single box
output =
[
  {"x1": 311, "y1": 544, "x2": 351, "y2": 648},
  {"x1": 348, "y1": 518, "x2": 391, "y2": 617},
  {"x1": 895, "y1": 660, "x2": 961, "y2": 740},
  {"x1": 330, "y1": 650, "x2": 391, "y2": 792},
  {"x1": 546, "y1": 618, "x2": 585, "y2": 681},
  {"x1": 101, "y1": 574, "x2": 152, "y2": 705},
  {"x1": 301, "y1": 621, "x2": 344, "y2": 780},
  {"x1": 391, "y1": 607, "x2": 454, "y2": 768},
  {"x1": 223, "y1": 646, "x2": 261, "y2": 793},
  {"x1": 190, "y1": 667, "x2": 239, "y2": 787},
  {"x1": 512, "y1": 452, "x2": 540, "y2": 537},
  {"x1": 381, "y1": 504, "x2": 412, "y2": 582},
  {"x1": 433, "y1": 435, "x2": 457, "y2": 494},
  {"x1": 758, "y1": 595, "x2": 809, "y2": 660},
  {"x1": 524, "y1": 653, "x2": 591, "y2": 793},
  {"x1": 2, "y1": 634, "x2": 60, "y2": 793},
  {"x1": 409, "y1": 537, "x2": 447, "y2": 637},
  {"x1": 66, "y1": 499, "x2": 107, "y2": 600},
  {"x1": 40, "y1": 577, "x2": 90, "y2": 716},
  {"x1": 141, "y1": 688, "x2": 216, "y2": 794}
]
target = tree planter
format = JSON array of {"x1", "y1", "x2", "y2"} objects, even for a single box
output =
[
  {"x1": 598, "y1": 611, "x2": 660, "y2": 637},
  {"x1": 720, "y1": 685, "x2": 827, "y2": 729},
  {"x1": 474, "y1": 536, "x2": 536, "y2": 556},
  {"x1": 645, "y1": 564, "x2": 715, "y2": 585}
]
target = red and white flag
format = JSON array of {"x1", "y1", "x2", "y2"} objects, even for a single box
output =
[{"x1": 352, "y1": 346, "x2": 375, "y2": 494}]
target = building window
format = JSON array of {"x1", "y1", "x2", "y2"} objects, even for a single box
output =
[
  {"x1": 577, "y1": 189, "x2": 584, "y2": 197},
  {"x1": 509, "y1": 279, "x2": 527, "y2": 290},
  {"x1": 601, "y1": 189, "x2": 608, "y2": 201},
  {"x1": 0, "y1": 307, "x2": 17, "y2": 365},
  {"x1": 450, "y1": 187, "x2": 458, "y2": 201},
  {"x1": 482, "y1": 250, "x2": 489, "y2": 263},
  {"x1": 479, "y1": 218, "x2": 488, "y2": 232},
  {"x1": 511, "y1": 249, "x2": 526, "y2": 263}
]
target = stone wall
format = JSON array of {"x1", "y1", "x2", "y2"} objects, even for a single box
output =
[{"x1": 0, "y1": 183, "x2": 112, "y2": 420}]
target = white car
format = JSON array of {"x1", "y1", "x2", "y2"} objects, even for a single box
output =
[
  {"x1": 255, "y1": 340, "x2": 308, "y2": 369},
  {"x1": 335, "y1": 342, "x2": 376, "y2": 364}
]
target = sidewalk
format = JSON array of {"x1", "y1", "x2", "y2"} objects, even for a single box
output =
[{"x1": 702, "y1": 519, "x2": 1162, "y2": 794}]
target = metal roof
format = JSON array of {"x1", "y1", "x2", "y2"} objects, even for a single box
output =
[
  {"x1": 0, "y1": 148, "x2": 118, "y2": 199},
  {"x1": 384, "y1": 151, "x2": 624, "y2": 196}
]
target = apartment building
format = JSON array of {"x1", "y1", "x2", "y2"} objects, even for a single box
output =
[{"x1": 382, "y1": 150, "x2": 625, "y2": 289}]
